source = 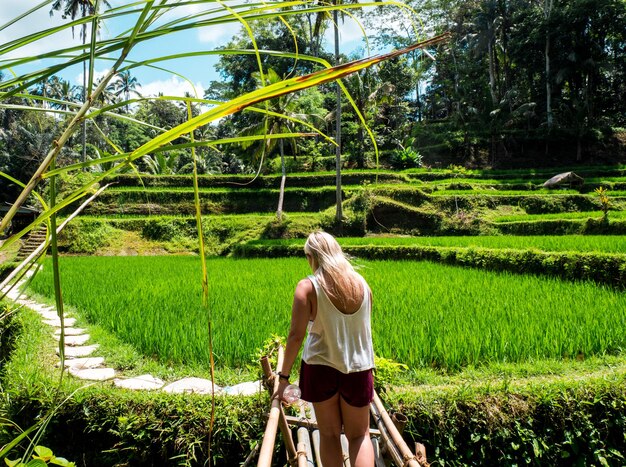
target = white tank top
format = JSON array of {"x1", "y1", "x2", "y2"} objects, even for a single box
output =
[{"x1": 302, "y1": 273, "x2": 375, "y2": 373}]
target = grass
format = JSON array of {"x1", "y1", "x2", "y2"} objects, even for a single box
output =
[{"x1": 28, "y1": 256, "x2": 626, "y2": 372}]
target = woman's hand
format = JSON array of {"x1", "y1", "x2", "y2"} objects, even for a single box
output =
[{"x1": 271, "y1": 377, "x2": 289, "y2": 403}]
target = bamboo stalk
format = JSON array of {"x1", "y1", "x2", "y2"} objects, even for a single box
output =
[
  {"x1": 340, "y1": 434, "x2": 350, "y2": 467},
  {"x1": 258, "y1": 347, "x2": 298, "y2": 467},
  {"x1": 308, "y1": 404, "x2": 323, "y2": 467},
  {"x1": 391, "y1": 412, "x2": 408, "y2": 435},
  {"x1": 257, "y1": 350, "x2": 284, "y2": 467},
  {"x1": 296, "y1": 441, "x2": 309, "y2": 467},
  {"x1": 297, "y1": 403, "x2": 315, "y2": 466},
  {"x1": 311, "y1": 429, "x2": 322, "y2": 467},
  {"x1": 371, "y1": 437, "x2": 386, "y2": 467},
  {"x1": 372, "y1": 393, "x2": 421, "y2": 467},
  {"x1": 370, "y1": 401, "x2": 404, "y2": 467}
]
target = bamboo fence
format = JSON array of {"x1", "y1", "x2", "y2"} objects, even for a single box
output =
[{"x1": 255, "y1": 347, "x2": 429, "y2": 467}]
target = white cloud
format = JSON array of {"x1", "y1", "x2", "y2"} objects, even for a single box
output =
[
  {"x1": 197, "y1": 22, "x2": 240, "y2": 45},
  {"x1": 75, "y1": 68, "x2": 112, "y2": 87},
  {"x1": 137, "y1": 75, "x2": 205, "y2": 98}
]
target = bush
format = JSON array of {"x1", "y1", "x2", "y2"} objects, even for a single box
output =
[
  {"x1": 58, "y1": 220, "x2": 117, "y2": 254},
  {"x1": 390, "y1": 147, "x2": 423, "y2": 170},
  {"x1": 396, "y1": 379, "x2": 626, "y2": 465}
]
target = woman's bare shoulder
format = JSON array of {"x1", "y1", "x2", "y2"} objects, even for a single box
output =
[{"x1": 295, "y1": 277, "x2": 315, "y2": 294}]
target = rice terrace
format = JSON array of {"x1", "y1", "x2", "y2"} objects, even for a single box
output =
[{"x1": 1, "y1": 0, "x2": 626, "y2": 466}]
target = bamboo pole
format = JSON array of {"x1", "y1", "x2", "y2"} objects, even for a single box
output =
[
  {"x1": 372, "y1": 393, "x2": 421, "y2": 467},
  {"x1": 296, "y1": 441, "x2": 309, "y2": 467},
  {"x1": 258, "y1": 352, "x2": 284, "y2": 467},
  {"x1": 340, "y1": 434, "x2": 350, "y2": 467},
  {"x1": 370, "y1": 401, "x2": 404, "y2": 467},
  {"x1": 258, "y1": 348, "x2": 298, "y2": 467},
  {"x1": 297, "y1": 403, "x2": 315, "y2": 466},
  {"x1": 371, "y1": 437, "x2": 386, "y2": 467},
  {"x1": 308, "y1": 404, "x2": 323, "y2": 467},
  {"x1": 392, "y1": 412, "x2": 408, "y2": 435}
]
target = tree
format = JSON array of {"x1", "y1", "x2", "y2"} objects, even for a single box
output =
[{"x1": 113, "y1": 71, "x2": 142, "y2": 113}]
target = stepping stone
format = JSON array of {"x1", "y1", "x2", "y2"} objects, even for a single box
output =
[
  {"x1": 54, "y1": 334, "x2": 90, "y2": 346},
  {"x1": 61, "y1": 344, "x2": 98, "y2": 357},
  {"x1": 114, "y1": 374, "x2": 164, "y2": 391},
  {"x1": 43, "y1": 317, "x2": 76, "y2": 327},
  {"x1": 162, "y1": 377, "x2": 222, "y2": 395},
  {"x1": 69, "y1": 367, "x2": 115, "y2": 381},
  {"x1": 39, "y1": 311, "x2": 67, "y2": 321},
  {"x1": 54, "y1": 327, "x2": 87, "y2": 336},
  {"x1": 59, "y1": 357, "x2": 105, "y2": 370},
  {"x1": 222, "y1": 380, "x2": 263, "y2": 396},
  {"x1": 29, "y1": 303, "x2": 55, "y2": 314}
]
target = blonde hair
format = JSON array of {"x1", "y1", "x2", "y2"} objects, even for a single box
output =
[{"x1": 304, "y1": 231, "x2": 362, "y2": 308}]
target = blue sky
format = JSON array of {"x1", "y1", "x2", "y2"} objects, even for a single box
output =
[{"x1": 1, "y1": 0, "x2": 374, "y2": 98}]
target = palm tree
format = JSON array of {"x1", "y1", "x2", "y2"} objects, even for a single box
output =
[
  {"x1": 92, "y1": 76, "x2": 118, "y2": 107},
  {"x1": 50, "y1": 0, "x2": 111, "y2": 161},
  {"x1": 57, "y1": 79, "x2": 78, "y2": 111},
  {"x1": 113, "y1": 71, "x2": 142, "y2": 113},
  {"x1": 33, "y1": 76, "x2": 64, "y2": 108}
]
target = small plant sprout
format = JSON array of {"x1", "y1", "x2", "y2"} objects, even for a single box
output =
[{"x1": 594, "y1": 186, "x2": 611, "y2": 221}]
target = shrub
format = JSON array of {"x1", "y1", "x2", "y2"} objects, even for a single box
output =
[
  {"x1": 390, "y1": 147, "x2": 423, "y2": 170},
  {"x1": 58, "y1": 220, "x2": 117, "y2": 254}
]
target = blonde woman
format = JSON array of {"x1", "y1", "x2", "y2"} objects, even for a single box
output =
[{"x1": 274, "y1": 231, "x2": 375, "y2": 467}]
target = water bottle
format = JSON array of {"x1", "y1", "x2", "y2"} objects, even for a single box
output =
[{"x1": 282, "y1": 384, "x2": 301, "y2": 405}]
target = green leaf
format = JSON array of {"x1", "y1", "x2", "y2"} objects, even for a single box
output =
[
  {"x1": 25, "y1": 461, "x2": 46, "y2": 467},
  {"x1": 4, "y1": 459, "x2": 22, "y2": 467},
  {"x1": 50, "y1": 457, "x2": 75, "y2": 467},
  {"x1": 33, "y1": 446, "x2": 53, "y2": 459}
]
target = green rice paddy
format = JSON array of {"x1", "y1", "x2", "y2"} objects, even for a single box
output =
[{"x1": 29, "y1": 256, "x2": 626, "y2": 371}]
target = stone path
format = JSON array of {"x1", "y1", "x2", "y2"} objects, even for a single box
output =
[{"x1": 2, "y1": 272, "x2": 262, "y2": 396}]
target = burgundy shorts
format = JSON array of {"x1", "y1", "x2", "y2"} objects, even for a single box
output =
[{"x1": 299, "y1": 361, "x2": 374, "y2": 408}]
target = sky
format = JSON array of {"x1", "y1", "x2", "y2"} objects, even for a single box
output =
[{"x1": 0, "y1": 0, "x2": 374, "y2": 99}]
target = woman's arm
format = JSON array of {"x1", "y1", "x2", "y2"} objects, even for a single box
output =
[{"x1": 273, "y1": 278, "x2": 313, "y2": 399}]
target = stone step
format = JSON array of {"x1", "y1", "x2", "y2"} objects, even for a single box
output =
[
  {"x1": 54, "y1": 334, "x2": 90, "y2": 346},
  {"x1": 222, "y1": 380, "x2": 263, "y2": 396},
  {"x1": 162, "y1": 377, "x2": 222, "y2": 395},
  {"x1": 114, "y1": 374, "x2": 165, "y2": 391},
  {"x1": 60, "y1": 344, "x2": 98, "y2": 358},
  {"x1": 59, "y1": 357, "x2": 105, "y2": 370},
  {"x1": 69, "y1": 367, "x2": 115, "y2": 381},
  {"x1": 55, "y1": 327, "x2": 87, "y2": 336},
  {"x1": 43, "y1": 317, "x2": 76, "y2": 327}
]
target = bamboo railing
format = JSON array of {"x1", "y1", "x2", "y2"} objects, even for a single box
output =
[{"x1": 255, "y1": 347, "x2": 430, "y2": 467}]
